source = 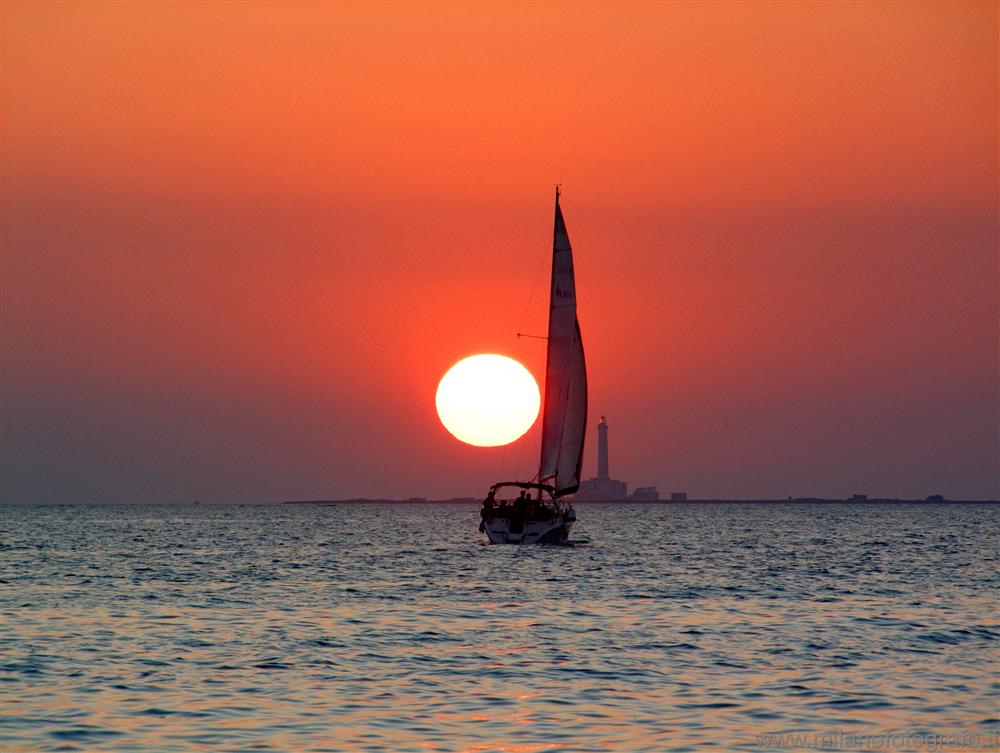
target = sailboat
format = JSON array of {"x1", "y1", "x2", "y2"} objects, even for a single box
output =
[{"x1": 480, "y1": 188, "x2": 587, "y2": 544}]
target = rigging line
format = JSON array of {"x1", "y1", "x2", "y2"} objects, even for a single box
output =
[
  {"x1": 517, "y1": 236, "x2": 551, "y2": 337},
  {"x1": 499, "y1": 342, "x2": 519, "y2": 483},
  {"x1": 504, "y1": 228, "x2": 550, "y2": 487},
  {"x1": 514, "y1": 422, "x2": 529, "y2": 482}
]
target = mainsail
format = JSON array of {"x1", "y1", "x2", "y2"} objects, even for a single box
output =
[{"x1": 538, "y1": 190, "x2": 588, "y2": 496}]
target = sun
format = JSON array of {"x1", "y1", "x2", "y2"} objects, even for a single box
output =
[{"x1": 436, "y1": 354, "x2": 541, "y2": 447}]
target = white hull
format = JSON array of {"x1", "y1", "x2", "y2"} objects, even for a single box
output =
[{"x1": 482, "y1": 514, "x2": 573, "y2": 545}]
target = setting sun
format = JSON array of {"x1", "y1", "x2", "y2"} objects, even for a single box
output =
[{"x1": 435, "y1": 354, "x2": 541, "y2": 447}]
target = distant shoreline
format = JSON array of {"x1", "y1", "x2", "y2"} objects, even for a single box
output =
[
  {"x1": 283, "y1": 497, "x2": 1000, "y2": 505},
  {"x1": 6, "y1": 498, "x2": 998, "y2": 506}
]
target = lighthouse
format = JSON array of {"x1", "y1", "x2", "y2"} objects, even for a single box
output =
[
  {"x1": 597, "y1": 415, "x2": 610, "y2": 480},
  {"x1": 574, "y1": 415, "x2": 628, "y2": 501}
]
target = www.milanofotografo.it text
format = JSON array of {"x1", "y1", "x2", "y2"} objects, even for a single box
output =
[{"x1": 755, "y1": 729, "x2": 1000, "y2": 751}]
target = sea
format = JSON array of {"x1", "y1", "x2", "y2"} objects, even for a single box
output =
[{"x1": 1, "y1": 502, "x2": 998, "y2": 753}]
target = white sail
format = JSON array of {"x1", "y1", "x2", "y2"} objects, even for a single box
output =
[{"x1": 539, "y1": 192, "x2": 588, "y2": 495}]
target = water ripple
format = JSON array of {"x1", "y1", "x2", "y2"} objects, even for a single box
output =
[{"x1": 1, "y1": 501, "x2": 997, "y2": 752}]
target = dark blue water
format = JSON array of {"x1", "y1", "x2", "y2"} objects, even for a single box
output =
[{"x1": 1, "y1": 502, "x2": 998, "y2": 752}]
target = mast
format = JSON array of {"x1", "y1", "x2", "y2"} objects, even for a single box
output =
[{"x1": 539, "y1": 185, "x2": 560, "y2": 488}]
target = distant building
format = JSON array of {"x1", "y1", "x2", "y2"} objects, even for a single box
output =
[
  {"x1": 670, "y1": 492, "x2": 688, "y2": 502},
  {"x1": 574, "y1": 416, "x2": 628, "y2": 501},
  {"x1": 576, "y1": 478, "x2": 627, "y2": 501},
  {"x1": 631, "y1": 486, "x2": 659, "y2": 501}
]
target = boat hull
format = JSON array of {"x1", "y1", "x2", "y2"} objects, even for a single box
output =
[{"x1": 482, "y1": 514, "x2": 573, "y2": 545}]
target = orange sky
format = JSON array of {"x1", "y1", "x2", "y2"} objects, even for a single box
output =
[{"x1": 2, "y1": 1, "x2": 997, "y2": 502}]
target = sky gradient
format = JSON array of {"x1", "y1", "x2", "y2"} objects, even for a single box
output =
[{"x1": 3, "y1": 1, "x2": 997, "y2": 502}]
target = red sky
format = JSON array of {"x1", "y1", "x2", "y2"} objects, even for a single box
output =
[{"x1": 2, "y1": 1, "x2": 997, "y2": 502}]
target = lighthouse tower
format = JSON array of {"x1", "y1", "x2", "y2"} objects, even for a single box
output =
[
  {"x1": 574, "y1": 415, "x2": 628, "y2": 501},
  {"x1": 597, "y1": 416, "x2": 610, "y2": 480}
]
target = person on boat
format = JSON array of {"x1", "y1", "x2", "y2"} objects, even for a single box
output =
[
  {"x1": 526, "y1": 496, "x2": 539, "y2": 521},
  {"x1": 479, "y1": 500, "x2": 490, "y2": 531},
  {"x1": 513, "y1": 491, "x2": 529, "y2": 526}
]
